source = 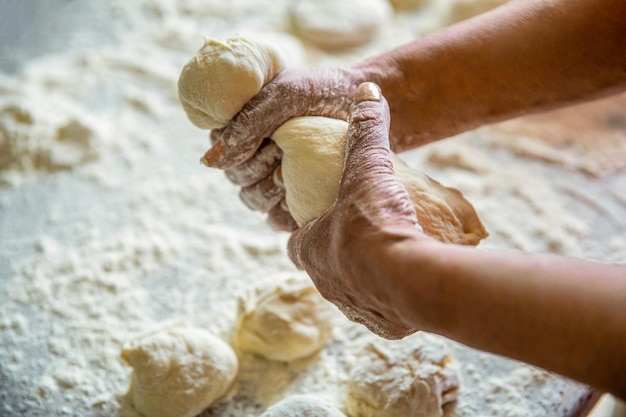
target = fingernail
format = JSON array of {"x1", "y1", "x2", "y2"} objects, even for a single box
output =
[
  {"x1": 355, "y1": 82, "x2": 381, "y2": 103},
  {"x1": 201, "y1": 140, "x2": 227, "y2": 167}
]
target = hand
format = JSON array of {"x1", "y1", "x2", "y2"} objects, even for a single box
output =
[
  {"x1": 202, "y1": 66, "x2": 366, "y2": 231},
  {"x1": 288, "y1": 82, "x2": 428, "y2": 339}
]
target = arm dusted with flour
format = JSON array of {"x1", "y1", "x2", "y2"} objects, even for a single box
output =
[{"x1": 287, "y1": 83, "x2": 626, "y2": 399}]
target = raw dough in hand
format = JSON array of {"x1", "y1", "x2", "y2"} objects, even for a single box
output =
[
  {"x1": 178, "y1": 35, "x2": 488, "y2": 245},
  {"x1": 259, "y1": 395, "x2": 347, "y2": 417},
  {"x1": 234, "y1": 276, "x2": 335, "y2": 362},
  {"x1": 289, "y1": 0, "x2": 392, "y2": 49},
  {"x1": 345, "y1": 332, "x2": 460, "y2": 417},
  {"x1": 121, "y1": 328, "x2": 238, "y2": 417},
  {"x1": 178, "y1": 35, "x2": 286, "y2": 129},
  {"x1": 272, "y1": 116, "x2": 488, "y2": 245}
]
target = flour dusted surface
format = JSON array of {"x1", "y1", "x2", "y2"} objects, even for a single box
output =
[{"x1": 1, "y1": 0, "x2": 623, "y2": 416}]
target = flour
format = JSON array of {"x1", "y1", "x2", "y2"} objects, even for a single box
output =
[{"x1": 0, "y1": 0, "x2": 622, "y2": 416}]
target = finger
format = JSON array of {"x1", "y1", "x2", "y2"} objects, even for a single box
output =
[
  {"x1": 343, "y1": 82, "x2": 419, "y2": 225},
  {"x1": 343, "y1": 82, "x2": 394, "y2": 184},
  {"x1": 209, "y1": 127, "x2": 225, "y2": 145},
  {"x1": 239, "y1": 175, "x2": 285, "y2": 212},
  {"x1": 224, "y1": 139, "x2": 282, "y2": 186},
  {"x1": 200, "y1": 85, "x2": 291, "y2": 169},
  {"x1": 267, "y1": 200, "x2": 298, "y2": 232}
]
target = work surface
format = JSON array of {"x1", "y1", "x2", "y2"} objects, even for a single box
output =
[{"x1": 1, "y1": 0, "x2": 625, "y2": 416}]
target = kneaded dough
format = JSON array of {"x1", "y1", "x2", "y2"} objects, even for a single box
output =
[
  {"x1": 389, "y1": 0, "x2": 428, "y2": 11},
  {"x1": 121, "y1": 328, "x2": 238, "y2": 417},
  {"x1": 260, "y1": 395, "x2": 346, "y2": 417},
  {"x1": 447, "y1": 0, "x2": 509, "y2": 24},
  {"x1": 178, "y1": 35, "x2": 286, "y2": 129},
  {"x1": 178, "y1": 35, "x2": 488, "y2": 245},
  {"x1": 234, "y1": 276, "x2": 335, "y2": 362},
  {"x1": 272, "y1": 116, "x2": 488, "y2": 245},
  {"x1": 289, "y1": 0, "x2": 392, "y2": 49},
  {"x1": 345, "y1": 332, "x2": 460, "y2": 417}
]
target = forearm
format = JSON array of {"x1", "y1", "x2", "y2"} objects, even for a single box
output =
[
  {"x1": 353, "y1": 0, "x2": 626, "y2": 151},
  {"x1": 384, "y1": 237, "x2": 626, "y2": 398}
]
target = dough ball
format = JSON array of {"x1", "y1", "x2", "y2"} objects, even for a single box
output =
[
  {"x1": 121, "y1": 328, "x2": 238, "y2": 417},
  {"x1": 345, "y1": 332, "x2": 460, "y2": 417},
  {"x1": 178, "y1": 35, "x2": 286, "y2": 129},
  {"x1": 389, "y1": 0, "x2": 428, "y2": 11},
  {"x1": 234, "y1": 276, "x2": 335, "y2": 362},
  {"x1": 260, "y1": 395, "x2": 346, "y2": 417},
  {"x1": 447, "y1": 0, "x2": 509, "y2": 24},
  {"x1": 289, "y1": 0, "x2": 392, "y2": 49},
  {"x1": 272, "y1": 116, "x2": 488, "y2": 245}
]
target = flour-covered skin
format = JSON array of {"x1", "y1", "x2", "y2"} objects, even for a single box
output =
[{"x1": 202, "y1": 66, "x2": 366, "y2": 169}]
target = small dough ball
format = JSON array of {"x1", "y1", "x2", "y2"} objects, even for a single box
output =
[
  {"x1": 178, "y1": 35, "x2": 286, "y2": 129},
  {"x1": 234, "y1": 276, "x2": 335, "y2": 362},
  {"x1": 345, "y1": 332, "x2": 460, "y2": 417},
  {"x1": 389, "y1": 0, "x2": 428, "y2": 11},
  {"x1": 260, "y1": 395, "x2": 346, "y2": 417},
  {"x1": 121, "y1": 328, "x2": 238, "y2": 417},
  {"x1": 447, "y1": 0, "x2": 509, "y2": 24},
  {"x1": 289, "y1": 0, "x2": 392, "y2": 49}
]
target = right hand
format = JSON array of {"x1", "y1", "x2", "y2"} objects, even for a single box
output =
[
  {"x1": 288, "y1": 82, "x2": 428, "y2": 339},
  {"x1": 202, "y1": 66, "x2": 367, "y2": 231}
]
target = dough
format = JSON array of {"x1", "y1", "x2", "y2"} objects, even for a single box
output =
[
  {"x1": 447, "y1": 0, "x2": 509, "y2": 24},
  {"x1": 272, "y1": 116, "x2": 488, "y2": 245},
  {"x1": 178, "y1": 35, "x2": 488, "y2": 245},
  {"x1": 260, "y1": 395, "x2": 346, "y2": 417},
  {"x1": 389, "y1": 0, "x2": 428, "y2": 11},
  {"x1": 178, "y1": 35, "x2": 286, "y2": 129},
  {"x1": 234, "y1": 276, "x2": 335, "y2": 362},
  {"x1": 345, "y1": 332, "x2": 460, "y2": 417},
  {"x1": 289, "y1": 0, "x2": 392, "y2": 49},
  {"x1": 121, "y1": 328, "x2": 238, "y2": 417}
]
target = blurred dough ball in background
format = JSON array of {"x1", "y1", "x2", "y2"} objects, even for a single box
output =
[
  {"x1": 259, "y1": 395, "x2": 347, "y2": 417},
  {"x1": 289, "y1": 0, "x2": 393, "y2": 49}
]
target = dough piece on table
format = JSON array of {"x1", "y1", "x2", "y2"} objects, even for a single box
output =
[
  {"x1": 289, "y1": 0, "x2": 392, "y2": 49},
  {"x1": 260, "y1": 395, "x2": 347, "y2": 417},
  {"x1": 345, "y1": 332, "x2": 460, "y2": 417},
  {"x1": 234, "y1": 276, "x2": 335, "y2": 362},
  {"x1": 389, "y1": 0, "x2": 428, "y2": 11},
  {"x1": 447, "y1": 0, "x2": 509, "y2": 24},
  {"x1": 272, "y1": 116, "x2": 488, "y2": 245},
  {"x1": 121, "y1": 328, "x2": 238, "y2": 417},
  {"x1": 178, "y1": 35, "x2": 286, "y2": 129}
]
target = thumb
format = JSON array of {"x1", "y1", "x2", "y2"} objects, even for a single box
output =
[{"x1": 342, "y1": 82, "x2": 395, "y2": 187}]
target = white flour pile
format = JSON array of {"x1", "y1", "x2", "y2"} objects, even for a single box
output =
[{"x1": 1, "y1": 0, "x2": 625, "y2": 416}]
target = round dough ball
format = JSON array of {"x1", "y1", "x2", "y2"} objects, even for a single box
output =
[
  {"x1": 447, "y1": 0, "x2": 509, "y2": 24},
  {"x1": 234, "y1": 276, "x2": 335, "y2": 362},
  {"x1": 389, "y1": 0, "x2": 428, "y2": 11},
  {"x1": 289, "y1": 0, "x2": 392, "y2": 49},
  {"x1": 121, "y1": 328, "x2": 238, "y2": 417},
  {"x1": 260, "y1": 395, "x2": 346, "y2": 417},
  {"x1": 345, "y1": 332, "x2": 460, "y2": 417},
  {"x1": 178, "y1": 35, "x2": 286, "y2": 129}
]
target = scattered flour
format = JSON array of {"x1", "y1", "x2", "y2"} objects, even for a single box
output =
[{"x1": 0, "y1": 1, "x2": 623, "y2": 417}]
